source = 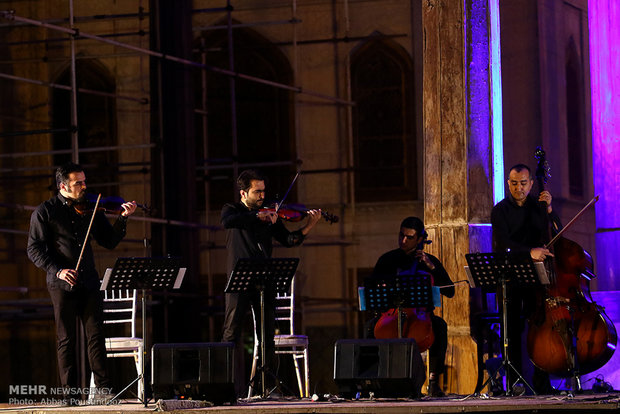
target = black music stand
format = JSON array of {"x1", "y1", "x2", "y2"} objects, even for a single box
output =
[
  {"x1": 224, "y1": 257, "x2": 299, "y2": 399},
  {"x1": 465, "y1": 252, "x2": 548, "y2": 396},
  {"x1": 100, "y1": 257, "x2": 186, "y2": 406},
  {"x1": 364, "y1": 273, "x2": 434, "y2": 338}
]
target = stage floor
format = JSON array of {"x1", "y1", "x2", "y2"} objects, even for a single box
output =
[{"x1": 2, "y1": 393, "x2": 620, "y2": 413}]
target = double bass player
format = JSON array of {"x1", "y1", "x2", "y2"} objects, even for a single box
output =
[{"x1": 491, "y1": 163, "x2": 561, "y2": 395}]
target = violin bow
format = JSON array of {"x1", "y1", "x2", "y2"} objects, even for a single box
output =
[
  {"x1": 545, "y1": 195, "x2": 599, "y2": 249},
  {"x1": 274, "y1": 171, "x2": 300, "y2": 214},
  {"x1": 75, "y1": 193, "x2": 102, "y2": 272}
]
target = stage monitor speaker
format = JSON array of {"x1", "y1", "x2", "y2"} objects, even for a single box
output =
[
  {"x1": 151, "y1": 342, "x2": 236, "y2": 405},
  {"x1": 333, "y1": 338, "x2": 425, "y2": 398}
]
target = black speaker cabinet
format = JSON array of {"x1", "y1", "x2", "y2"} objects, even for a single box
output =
[
  {"x1": 152, "y1": 342, "x2": 236, "y2": 404},
  {"x1": 334, "y1": 338, "x2": 426, "y2": 398}
]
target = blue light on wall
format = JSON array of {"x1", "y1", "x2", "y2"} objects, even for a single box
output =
[{"x1": 489, "y1": 0, "x2": 504, "y2": 204}]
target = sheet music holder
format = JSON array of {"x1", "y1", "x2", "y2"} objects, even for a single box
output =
[
  {"x1": 464, "y1": 252, "x2": 546, "y2": 396},
  {"x1": 364, "y1": 273, "x2": 434, "y2": 338},
  {"x1": 464, "y1": 252, "x2": 549, "y2": 289},
  {"x1": 101, "y1": 256, "x2": 186, "y2": 291},
  {"x1": 225, "y1": 257, "x2": 299, "y2": 399},
  {"x1": 224, "y1": 257, "x2": 299, "y2": 295},
  {"x1": 100, "y1": 257, "x2": 186, "y2": 406}
]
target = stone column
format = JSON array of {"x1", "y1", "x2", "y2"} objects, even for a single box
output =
[{"x1": 423, "y1": 0, "x2": 496, "y2": 394}]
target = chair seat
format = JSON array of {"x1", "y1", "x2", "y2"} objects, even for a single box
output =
[
  {"x1": 105, "y1": 337, "x2": 143, "y2": 351},
  {"x1": 275, "y1": 334, "x2": 308, "y2": 347}
]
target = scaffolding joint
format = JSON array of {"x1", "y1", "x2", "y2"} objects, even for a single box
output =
[{"x1": 0, "y1": 10, "x2": 16, "y2": 21}]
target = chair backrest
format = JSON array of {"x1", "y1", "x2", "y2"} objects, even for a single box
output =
[
  {"x1": 102, "y1": 289, "x2": 138, "y2": 338},
  {"x1": 274, "y1": 276, "x2": 297, "y2": 335}
]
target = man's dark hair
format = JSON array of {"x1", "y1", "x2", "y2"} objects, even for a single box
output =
[
  {"x1": 55, "y1": 162, "x2": 83, "y2": 190},
  {"x1": 236, "y1": 169, "x2": 266, "y2": 192},
  {"x1": 400, "y1": 216, "x2": 427, "y2": 239},
  {"x1": 509, "y1": 163, "x2": 532, "y2": 178}
]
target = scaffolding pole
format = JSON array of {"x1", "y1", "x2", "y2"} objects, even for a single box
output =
[
  {"x1": 0, "y1": 10, "x2": 354, "y2": 106},
  {"x1": 0, "y1": 143, "x2": 155, "y2": 159},
  {"x1": 0, "y1": 72, "x2": 148, "y2": 104},
  {"x1": 68, "y1": 0, "x2": 79, "y2": 163}
]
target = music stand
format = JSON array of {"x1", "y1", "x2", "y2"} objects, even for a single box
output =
[
  {"x1": 224, "y1": 257, "x2": 299, "y2": 399},
  {"x1": 100, "y1": 257, "x2": 186, "y2": 406},
  {"x1": 465, "y1": 252, "x2": 548, "y2": 396},
  {"x1": 364, "y1": 273, "x2": 434, "y2": 338}
]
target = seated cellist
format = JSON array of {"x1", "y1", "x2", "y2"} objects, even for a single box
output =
[{"x1": 366, "y1": 216, "x2": 455, "y2": 397}]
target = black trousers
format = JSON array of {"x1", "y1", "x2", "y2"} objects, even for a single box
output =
[
  {"x1": 222, "y1": 290, "x2": 277, "y2": 395},
  {"x1": 48, "y1": 286, "x2": 110, "y2": 391},
  {"x1": 503, "y1": 284, "x2": 551, "y2": 393},
  {"x1": 429, "y1": 314, "x2": 448, "y2": 375}
]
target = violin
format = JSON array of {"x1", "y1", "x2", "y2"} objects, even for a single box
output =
[
  {"x1": 260, "y1": 203, "x2": 339, "y2": 224},
  {"x1": 73, "y1": 194, "x2": 150, "y2": 216}
]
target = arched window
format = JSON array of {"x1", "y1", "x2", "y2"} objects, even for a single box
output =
[
  {"x1": 351, "y1": 37, "x2": 416, "y2": 202},
  {"x1": 52, "y1": 61, "x2": 118, "y2": 195},
  {"x1": 565, "y1": 38, "x2": 585, "y2": 198},
  {"x1": 195, "y1": 26, "x2": 294, "y2": 208}
]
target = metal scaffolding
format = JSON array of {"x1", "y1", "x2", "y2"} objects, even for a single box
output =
[{"x1": 0, "y1": 0, "x2": 364, "y2": 339}]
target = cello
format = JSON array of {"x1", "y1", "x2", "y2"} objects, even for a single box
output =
[
  {"x1": 526, "y1": 148, "x2": 617, "y2": 380},
  {"x1": 373, "y1": 239, "x2": 436, "y2": 352}
]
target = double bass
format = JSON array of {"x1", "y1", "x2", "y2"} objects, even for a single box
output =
[
  {"x1": 373, "y1": 240, "x2": 436, "y2": 352},
  {"x1": 526, "y1": 147, "x2": 617, "y2": 378}
]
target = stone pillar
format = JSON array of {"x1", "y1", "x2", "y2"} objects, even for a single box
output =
[{"x1": 423, "y1": 0, "x2": 496, "y2": 394}]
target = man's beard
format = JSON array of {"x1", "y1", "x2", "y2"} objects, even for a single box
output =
[
  {"x1": 246, "y1": 198, "x2": 263, "y2": 210},
  {"x1": 71, "y1": 191, "x2": 86, "y2": 203}
]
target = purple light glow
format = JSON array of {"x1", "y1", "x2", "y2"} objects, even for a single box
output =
[
  {"x1": 584, "y1": 1, "x2": 620, "y2": 387},
  {"x1": 466, "y1": 0, "x2": 491, "y2": 195},
  {"x1": 466, "y1": 0, "x2": 503, "y2": 226},
  {"x1": 588, "y1": 0, "x2": 620, "y2": 290}
]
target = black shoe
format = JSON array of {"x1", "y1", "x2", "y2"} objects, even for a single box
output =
[{"x1": 428, "y1": 379, "x2": 445, "y2": 397}]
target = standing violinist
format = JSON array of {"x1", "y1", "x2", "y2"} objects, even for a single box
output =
[
  {"x1": 26, "y1": 162, "x2": 137, "y2": 404},
  {"x1": 369, "y1": 216, "x2": 455, "y2": 397},
  {"x1": 220, "y1": 169, "x2": 321, "y2": 397},
  {"x1": 491, "y1": 163, "x2": 561, "y2": 394}
]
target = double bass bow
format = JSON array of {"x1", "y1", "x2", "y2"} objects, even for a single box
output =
[{"x1": 526, "y1": 147, "x2": 617, "y2": 380}]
